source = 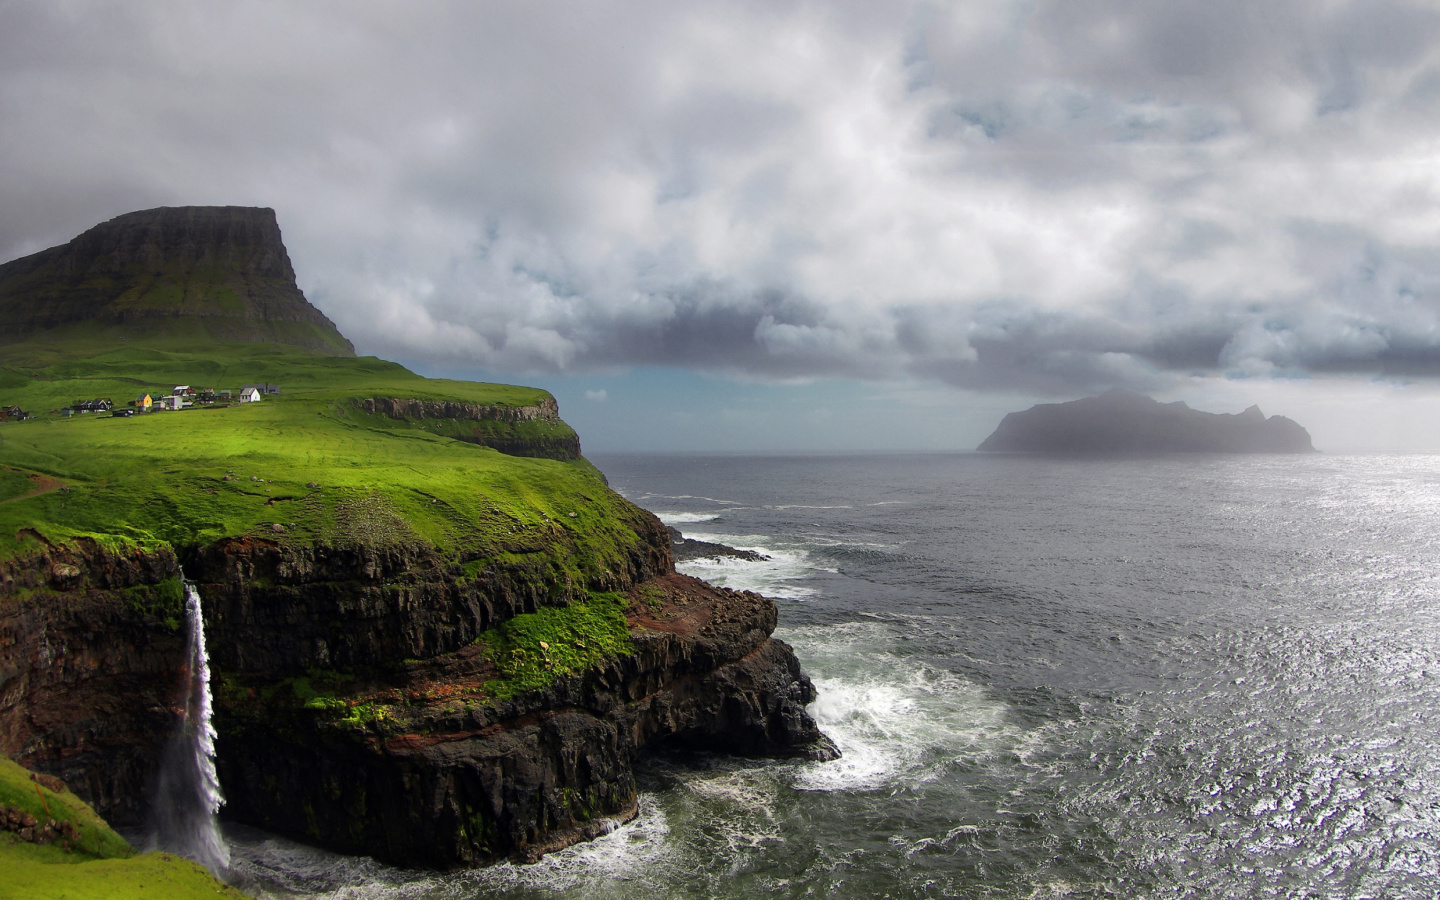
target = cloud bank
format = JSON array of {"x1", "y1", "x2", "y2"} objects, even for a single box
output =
[{"x1": 5, "y1": 0, "x2": 1440, "y2": 396}]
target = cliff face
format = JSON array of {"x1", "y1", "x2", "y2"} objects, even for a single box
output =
[
  {"x1": 214, "y1": 573, "x2": 832, "y2": 868},
  {"x1": 1, "y1": 510, "x2": 834, "y2": 865},
  {"x1": 0, "y1": 540, "x2": 188, "y2": 825},
  {"x1": 190, "y1": 507, "x2": 670, "y2": 674},
  {"x1": 978, "y1": 391, "x2": 1316, "y2": 454},
  {"x1": 358, "y1": 397, "x2": 582, "y2": 460},
  {"x1": 0, "y1": 206, "x2": 354, "y2": 355}
]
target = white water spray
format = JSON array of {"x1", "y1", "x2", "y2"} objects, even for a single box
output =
[{"x1": 149, "y1": 581, "x2": 229, "y2": 875}]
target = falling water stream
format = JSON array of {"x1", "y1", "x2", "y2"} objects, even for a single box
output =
[{"x1": 148, "y1": 580, "x2": 229, "y2": 876}]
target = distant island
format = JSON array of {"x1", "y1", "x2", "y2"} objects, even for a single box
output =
[{"x1": 977, "y1": 391, "x2": 1316, "y2": 454}]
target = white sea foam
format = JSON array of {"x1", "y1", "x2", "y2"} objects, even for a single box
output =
[
  {"x1": 229, "y1": 795, "x2": 673, "y2": 899},
  {"x1": 674, "y1": 535, "x2": 822, "y2": 600},
  {"x1": 783, "y1": 621, "x2": 1017, "y2": 792},
  {"x1": 465, "y1": 794, "x2": 673, "y2": 894},
  {"x1": 654, "y1": 511, "x2": 721, "y2": 524}
]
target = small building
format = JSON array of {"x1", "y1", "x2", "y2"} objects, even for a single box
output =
[
  {"x1": 239, "y1": 387, "x2": 263, "y2": 403},
  {"x1": 71, "y1": 398, "x2": 113, "y2": 414},
  {"x1": 131, "y1": 394, "x2": 153, "y2": 411},
  {"x1": 219, "y1": 389, "x2": 233, "y2": 402},
  {"x1": 0, "y1": 405, "x2": 25, "y2": 421},
  {"x1": 173, "y1": 385, "x2": 196, "y2": 397}
]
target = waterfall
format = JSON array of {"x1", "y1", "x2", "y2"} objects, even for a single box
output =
[{"x1": 149, "y1": 580, "x2": 230, "y2": 875}]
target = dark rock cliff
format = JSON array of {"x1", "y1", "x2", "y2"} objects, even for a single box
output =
[
  {"x1": 0, "y1": 206, "x2": 354, "y2": 355},
  {"x1": 0, "y1": 540, "x2": 188, "y2": 825},
  {"x1": 214, "y1": 574, "x2": 833, "y2": 868},
  {"x1": 978, "y1": 391, "x2": 1316, "y2": 454},
  {"x1": 358, "y1": 397, "x2": 582, "y2": 460},
  {"x1": 0, "y1": 507, "x2": 834, "y2": 864}
]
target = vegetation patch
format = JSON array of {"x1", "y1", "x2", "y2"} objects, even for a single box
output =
[
  {"x1": 0, "y1": 753, "x2": 132, "y2": 860},
  {"x1": 0, "y1": 468, "x2": 38, "y2": 504},
  {"x1": 0, "y1": 841, "x2": 249, "y2": 900},
  {"x1": 476, "y1": 592, "x2": 634, "y2": 699},
  {"x1": 120, "y1": 577, "x2": 186, "y2": 631}
]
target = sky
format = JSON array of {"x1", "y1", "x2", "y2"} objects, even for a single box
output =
[{"x1": 6, "y1": 1, "x2": 1440, "y2": 452}]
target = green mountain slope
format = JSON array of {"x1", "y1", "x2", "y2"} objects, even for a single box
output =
[
  {"x1": 0, "y1": 207, "x2": 353, "y2": 356},
  {"x1": 0, "y1": 208, "x2": 608, "y2": 570}
]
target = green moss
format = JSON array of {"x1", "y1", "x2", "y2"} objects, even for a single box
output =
[
  {"x1": 120, "y1": 577, "x2": 185, "y2": 631},
  {"x1": 475, "y1": 591, "x2": 633, "y2": 699},
  {"x1": 635, "y1": 583, "x2": 664, "y2": 613}
]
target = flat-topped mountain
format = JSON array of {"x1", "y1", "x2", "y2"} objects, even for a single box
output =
[
  {"x1": 0, "y1": 206, "x2": 353, "y2": 355},
  {"x1": 978, "y1": 391, "x2": 1316, "y2": 454}
]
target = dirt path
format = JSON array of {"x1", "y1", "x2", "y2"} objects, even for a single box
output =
[{"x1": 0, "y1": 470, "x2": 65, "y2": 506}]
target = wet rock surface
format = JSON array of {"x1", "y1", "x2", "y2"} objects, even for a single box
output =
[{"x1": 667, "y1": 526, "x2": 770, "y2": 562}]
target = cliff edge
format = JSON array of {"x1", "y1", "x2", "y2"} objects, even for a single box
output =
[{"x1": 978, "y1": 391, "x2": 1316, "y2": 454}]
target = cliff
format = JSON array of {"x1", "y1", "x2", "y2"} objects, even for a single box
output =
[
  {"x1": 0, "y1": 206, "x2": 354, "y2": 355},
  {"x1": 358, "y1": 396, "x2": 582, "y2": 460},
  {"x1": 0, "y1": 206, "x2": 834, "y2": 869},
  {"x1": 1, "y1": 522, "x2": 833, "y2": 867},
  {"x1": 978, "y1": 391, "x2": 1316, "y2": 454}
]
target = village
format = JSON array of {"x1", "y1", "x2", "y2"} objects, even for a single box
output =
[{"x1": 0, "y1": 383, "x2": 280, "y2": 423}]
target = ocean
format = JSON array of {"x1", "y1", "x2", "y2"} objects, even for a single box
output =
[{"x1": 227, "y1": 452, "x2": 1440, "y2": 899}]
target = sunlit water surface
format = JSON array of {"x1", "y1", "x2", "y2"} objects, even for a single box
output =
[{"x1": 228, "y1": 453, "x2": 1440, "y2": 899}]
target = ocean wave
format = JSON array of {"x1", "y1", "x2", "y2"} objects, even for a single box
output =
[
  {"x1": 653, "y1": 511, "x2": 721, "y2": 524},
  {"x1": 674, "y1": 534, "x2": 824, "y2": 600},
  {"x1": 782, "y1": 622, "x2": 1019, "y2": 793},
  {"x1": 227, "y1": 796, "x2": 674, "y2": 899}
]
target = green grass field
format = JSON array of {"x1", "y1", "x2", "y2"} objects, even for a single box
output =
[
  {"x1": 0, "y1": 342, "x2": 636, "y2": 577},
  {"x1": 0, "y1": 753, "x2": 246, "y2": 900}
]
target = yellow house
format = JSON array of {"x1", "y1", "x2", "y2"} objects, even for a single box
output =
[{"x1": 135, "y1": 393, "x2": 152, "y2": 411}]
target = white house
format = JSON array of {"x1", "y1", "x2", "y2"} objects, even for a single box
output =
[{"x1": 239, "y1": 387, "x2": 263, "y2": 403}]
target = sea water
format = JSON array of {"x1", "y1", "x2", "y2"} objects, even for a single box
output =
[{"x1": 227, "y1": 452, "x2": 1440, "y2": 899}]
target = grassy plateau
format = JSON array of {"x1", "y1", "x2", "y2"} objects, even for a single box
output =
[{"x1": 0, "y1": 342, "x2": 643, "y2": 575}]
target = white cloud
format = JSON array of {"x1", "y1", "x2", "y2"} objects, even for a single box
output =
[{"x1": 6, "y1": 0, "x2": 1440, "y2": 401}]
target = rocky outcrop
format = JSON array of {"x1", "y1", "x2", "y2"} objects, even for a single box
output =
[
  {"x1": 0, "y1": 206, "x2": 354, "y2": 355},
  {"x1": 0, "y1": 541, "x2": 188, "y2": 825},
  {"x1": 978, "y1": 391, "x2": 1316, "y2": 454},
  {"x1": 189, "y1": 507, "x2": 671, "y2": 674},
  {"x1": 357, "y1": 396, "x2": 582, "y2": 460},
  {"x1": 360, "y1": 397, "x2": 560, "y2": 423},
  {"x1": 214, "y1": 574, "x2": 835, "y2": 868},
  {"x1": 667, "y1": 526, "x2": 770, "y2": 563}
]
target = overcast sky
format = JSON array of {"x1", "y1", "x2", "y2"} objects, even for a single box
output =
[{"x1": 6, "y1": 1, "x2": 1440, "y2": 452}]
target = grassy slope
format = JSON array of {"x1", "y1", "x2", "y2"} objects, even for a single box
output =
[
  {"x1": 0, "y1": 753, "x2": 246, "y2": 900},
  {"x1": 0, "y1": 342, "x2": 631, "y2": 567}
]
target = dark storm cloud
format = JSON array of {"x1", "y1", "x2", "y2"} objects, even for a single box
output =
[{"x1": 5, "y1": 0, "x2": 1440, "y2": 396}]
